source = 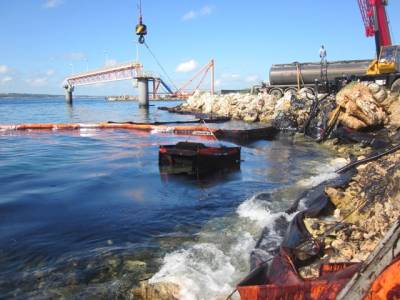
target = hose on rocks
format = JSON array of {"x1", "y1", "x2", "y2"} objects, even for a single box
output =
[
  {"x1": 336, "y1": 142, "x2": 400, "y2": 174},
  {"x1": 303, "y1": 93, "x2": 331, "y2": 136}
]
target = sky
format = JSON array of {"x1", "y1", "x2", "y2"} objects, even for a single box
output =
[{"x1": 0, "y1": 0, "x2": 399, "y2": 96}]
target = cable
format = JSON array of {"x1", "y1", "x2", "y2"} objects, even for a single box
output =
[
  {"x1": 143, "y1": 41, "x2": 178, "y2": 91},
  {"x1": 336, "y1": 143, "x2": 400, "y2": 174},
  {"x1": 137, "y1": 0, "x2": 142, "y2": 17}
]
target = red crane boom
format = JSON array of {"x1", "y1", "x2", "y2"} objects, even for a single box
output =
[{"x1": 357, "y1": 0, "x2": 392, "y2": 56}]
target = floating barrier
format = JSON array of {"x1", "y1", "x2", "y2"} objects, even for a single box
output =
[
  {"x1": 0, "y1": 123, "x2": 279, "y2": 141},
  {"x1": 0, "y1": 123, "x2": 216, "y2": 136}
]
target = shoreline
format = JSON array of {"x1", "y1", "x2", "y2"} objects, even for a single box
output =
[{"x1": 134, "y1": 83, "x2": 400, "y2": 299}]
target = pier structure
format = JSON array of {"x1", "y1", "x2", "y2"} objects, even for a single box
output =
[
  {"x1": 64, "y1": 84, "x2": 74, "y2": 104},
  {"x1": 63, "y1": 61, "x2": 172, "y2": 107}
]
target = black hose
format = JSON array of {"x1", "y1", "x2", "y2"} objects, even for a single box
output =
[
  {"x1": 336, "y1": 143, "x2": 400, "y2": 174},
  {"x1": 303, "y1": 93, "x2": 330, "y2": 135}
]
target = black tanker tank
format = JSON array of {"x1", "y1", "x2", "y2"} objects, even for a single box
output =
[{"x1": 269, "y1": 59, "x2": 372, "y2": 86}]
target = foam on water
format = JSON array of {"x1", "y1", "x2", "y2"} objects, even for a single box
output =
[
  {"x1": 236, "y1": 195, "x2": 291, "y2": 228},
  {"x1": 149, "y1": 192, "x2": 293, "y2": 300},
  {"x1": 297, "y1": 157, "x2": 348, "y2": 187},
  {"x1": 149, "y1": 157, "x2": 346, "y2": 299}
]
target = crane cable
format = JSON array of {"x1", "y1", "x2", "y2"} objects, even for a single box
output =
[
  {"x1": 143, "y1": 41, "x2": 178, "y2": 91},
  {"x1": 137, "y1": 0, "x2": 142, "y2": 18},
  {"x1": 135, "y1": 0, "x2": 178, "y2": 92}
]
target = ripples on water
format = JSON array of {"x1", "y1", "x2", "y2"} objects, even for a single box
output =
[{"x1": 0, "y1": 98, "x2": 341, "y2": 299}]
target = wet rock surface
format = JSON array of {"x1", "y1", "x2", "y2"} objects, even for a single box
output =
[
  {"x1": 168, "y1": 83, "x2": 400, "y2": 137},
  {"x1": 140, "y1": 84, "x2": 400, "y2": 297},
  {"x1": 299, "y1": 149, "x2": 400, "y2": 278},
  {"x1": 336, "y1": 83, "x2": 387, "y2": 130},
  {"x1": 132, "y1": 281, "x2": 180, "y2": 300}
]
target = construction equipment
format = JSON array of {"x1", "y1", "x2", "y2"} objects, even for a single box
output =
[
  {"x1": 135, "y1": 0, "x2": 147, "y2": 44},
  {"x1": 359, "y1": 0, "x2": 400, "y2": 76},
  {"x1": 173, "y1": 60, "x2": 215, "y2": 98},
  {"x1": 358, "y1": 0, "x2": 400, "y2": 91},
  {"x1": 367, "y1": 44, "x2": 400, "y2": 75},
  {"x1": 259, "y1": 0, "x2": 400, "y2": 96}
]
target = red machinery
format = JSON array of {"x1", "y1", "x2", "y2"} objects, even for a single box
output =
[{"x1": 358, "y1": 0, "x2": 392, "y2": 56}]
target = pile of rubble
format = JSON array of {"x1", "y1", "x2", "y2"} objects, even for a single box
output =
[
  {"x1": 178, "y1": 89, "x2": 314, "y2": 126},
  {"x1": 177, "y1": 83, "x2": 400, "y2": 134},
  {"x1": 134, "y1": 84, "x2": 400, "y2": 298},
  {"x1": 299, "y1": 149, "x2": 400, "y2": 278}
]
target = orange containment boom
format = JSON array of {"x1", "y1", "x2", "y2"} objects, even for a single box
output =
[
  {"x1": 237, "y1": 248, "x2": 361, "y2": 300},
  {"x1": 238, "y1": 220, "x2": 400, "y2": 300},
  {"x1": 363, "y1": 257, "x2": 400, "y2": 300},
  {"x1": 0, "y1": 123, "x2": 216, "y2": 136}
]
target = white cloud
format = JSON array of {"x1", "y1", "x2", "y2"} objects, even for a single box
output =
[
  {"x1": 105, "y1": 59, "x2": 118, "y2": 67},
  {"x1": 26, "y1": 77, "x2": 48, "y2": 87},
  {"x1": 0, "y1": 76, "x2": 13, "y2": 84},
  {"x1": 245, "y1": 75, "x2": 259, "y2": 83},
  {"x1": 46, "y1": 69, "x2": 55, "y2": 76},
  {"x1": 222, "y1": 73, "x2": 241, "y2": 80},
  {"x1": 0, "y1": 65, "x2": 9, "y2": 74},
  {"x1": 176, "y1": 59, "x2": 198, "y2": 73},
  {"x1": 182, "y1": 5, "x2": 215, "y2": 21},
  {"x1": 44, "y1": 0, "x2": 63, "y2": 8},
  {"x1": 182, "y1": 10, "x2": 196, "y2": 21},
  {"x1": 215, "y1": 79, "x2": 222, "y2": 87},
  {"x1": 200, "y1": 5, "x2": 214, "y2": 16},
  {"x1": 64, "y1": 52, "x2": 86, "y2": 61}
]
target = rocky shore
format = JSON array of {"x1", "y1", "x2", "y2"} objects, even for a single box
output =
[{"x1": 134, "y1": 83, "x2": 400, "y2": 299}]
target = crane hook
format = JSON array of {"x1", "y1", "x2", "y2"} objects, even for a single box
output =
[
  {"x1": 138, "y1": 35, "x2": 145, "y2": 44},
  {"x1": 136, "y1": 21, "x2": 147, "y2": 44},
  {"x1": 135, "y1": 0, "x2": 147, "y2": 44}
]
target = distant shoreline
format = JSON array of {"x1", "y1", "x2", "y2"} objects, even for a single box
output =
[
  {"x1": 0, "y1": 93, "x2": 184, "y2": 100},
  {"x1": 0, "y1": 93, "x2": 103, "y2": 99}
]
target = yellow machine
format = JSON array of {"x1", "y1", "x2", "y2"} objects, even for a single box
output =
[{"x1": 367, "y1": 45, "x2": 400, "y2": 75}]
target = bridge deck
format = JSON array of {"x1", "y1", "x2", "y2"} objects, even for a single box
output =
[{"x1": 65, "y1": 61, "x2": 158, "y2": 87}]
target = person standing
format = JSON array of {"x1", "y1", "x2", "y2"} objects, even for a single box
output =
[
  {"x1": 319, "y1": 45, "x2": 328, "y2": 81},
  {"x1": 319, "y1": 45, "x2": 327, "y2": 64}
]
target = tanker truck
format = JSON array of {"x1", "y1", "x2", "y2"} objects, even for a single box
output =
[
  {"x1": 260, "y1": 59, "x2": 372, "y2": 98},
  {"x1": 258, "y1": 0, "x2": 400, "y2": 97},
  {"x1": 259, "y1": 46, "x2": 400, "y2": 98}
]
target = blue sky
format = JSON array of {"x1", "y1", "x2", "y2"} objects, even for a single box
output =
[{"x1": 0, "y1": 0, "x2": 399, "y2": 95}]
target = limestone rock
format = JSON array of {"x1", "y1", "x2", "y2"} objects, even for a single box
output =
[
  {"x1": 243, "y1": 109, "x2": 259, "y2": 122},
  {"x1": 298, "y1": 88, "x2": 314, "y2": 100},
  {"x1": 132, "y1": 281, "x2": 180, "y2": 300},
  {"x1": 338, "y1": 114, "x2": 367, "y2": 130},
  {"x1": 336, "y1": 83, "x2": 387, "y2": 130},
  {"x1": 386, "y1": 97, "x2": 400, "y2": 129},
  {"x1": 123, "y1": 260, "x2": 146, "y2": 272},
  {"x1": 368, "y1": 82, "x2": 381, "y2": 94},
  {"x1": 373, "y1": 89, "x2": 387, "y2": 103},
  {"x1": 274, "y1": 92, "x2": 293, "y2": 114}
]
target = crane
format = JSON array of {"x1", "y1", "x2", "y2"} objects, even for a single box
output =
[
  {"x1": 358, "y1": 0, "x2": 399, "y2": 77},
  {"x1": 358, "y1": 0, "x2": 392, "y2": 57}
]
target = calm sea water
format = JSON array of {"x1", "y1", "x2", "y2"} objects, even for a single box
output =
[{"x1": 0, "y1": 98, "x2": 341, "y2": 299}]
